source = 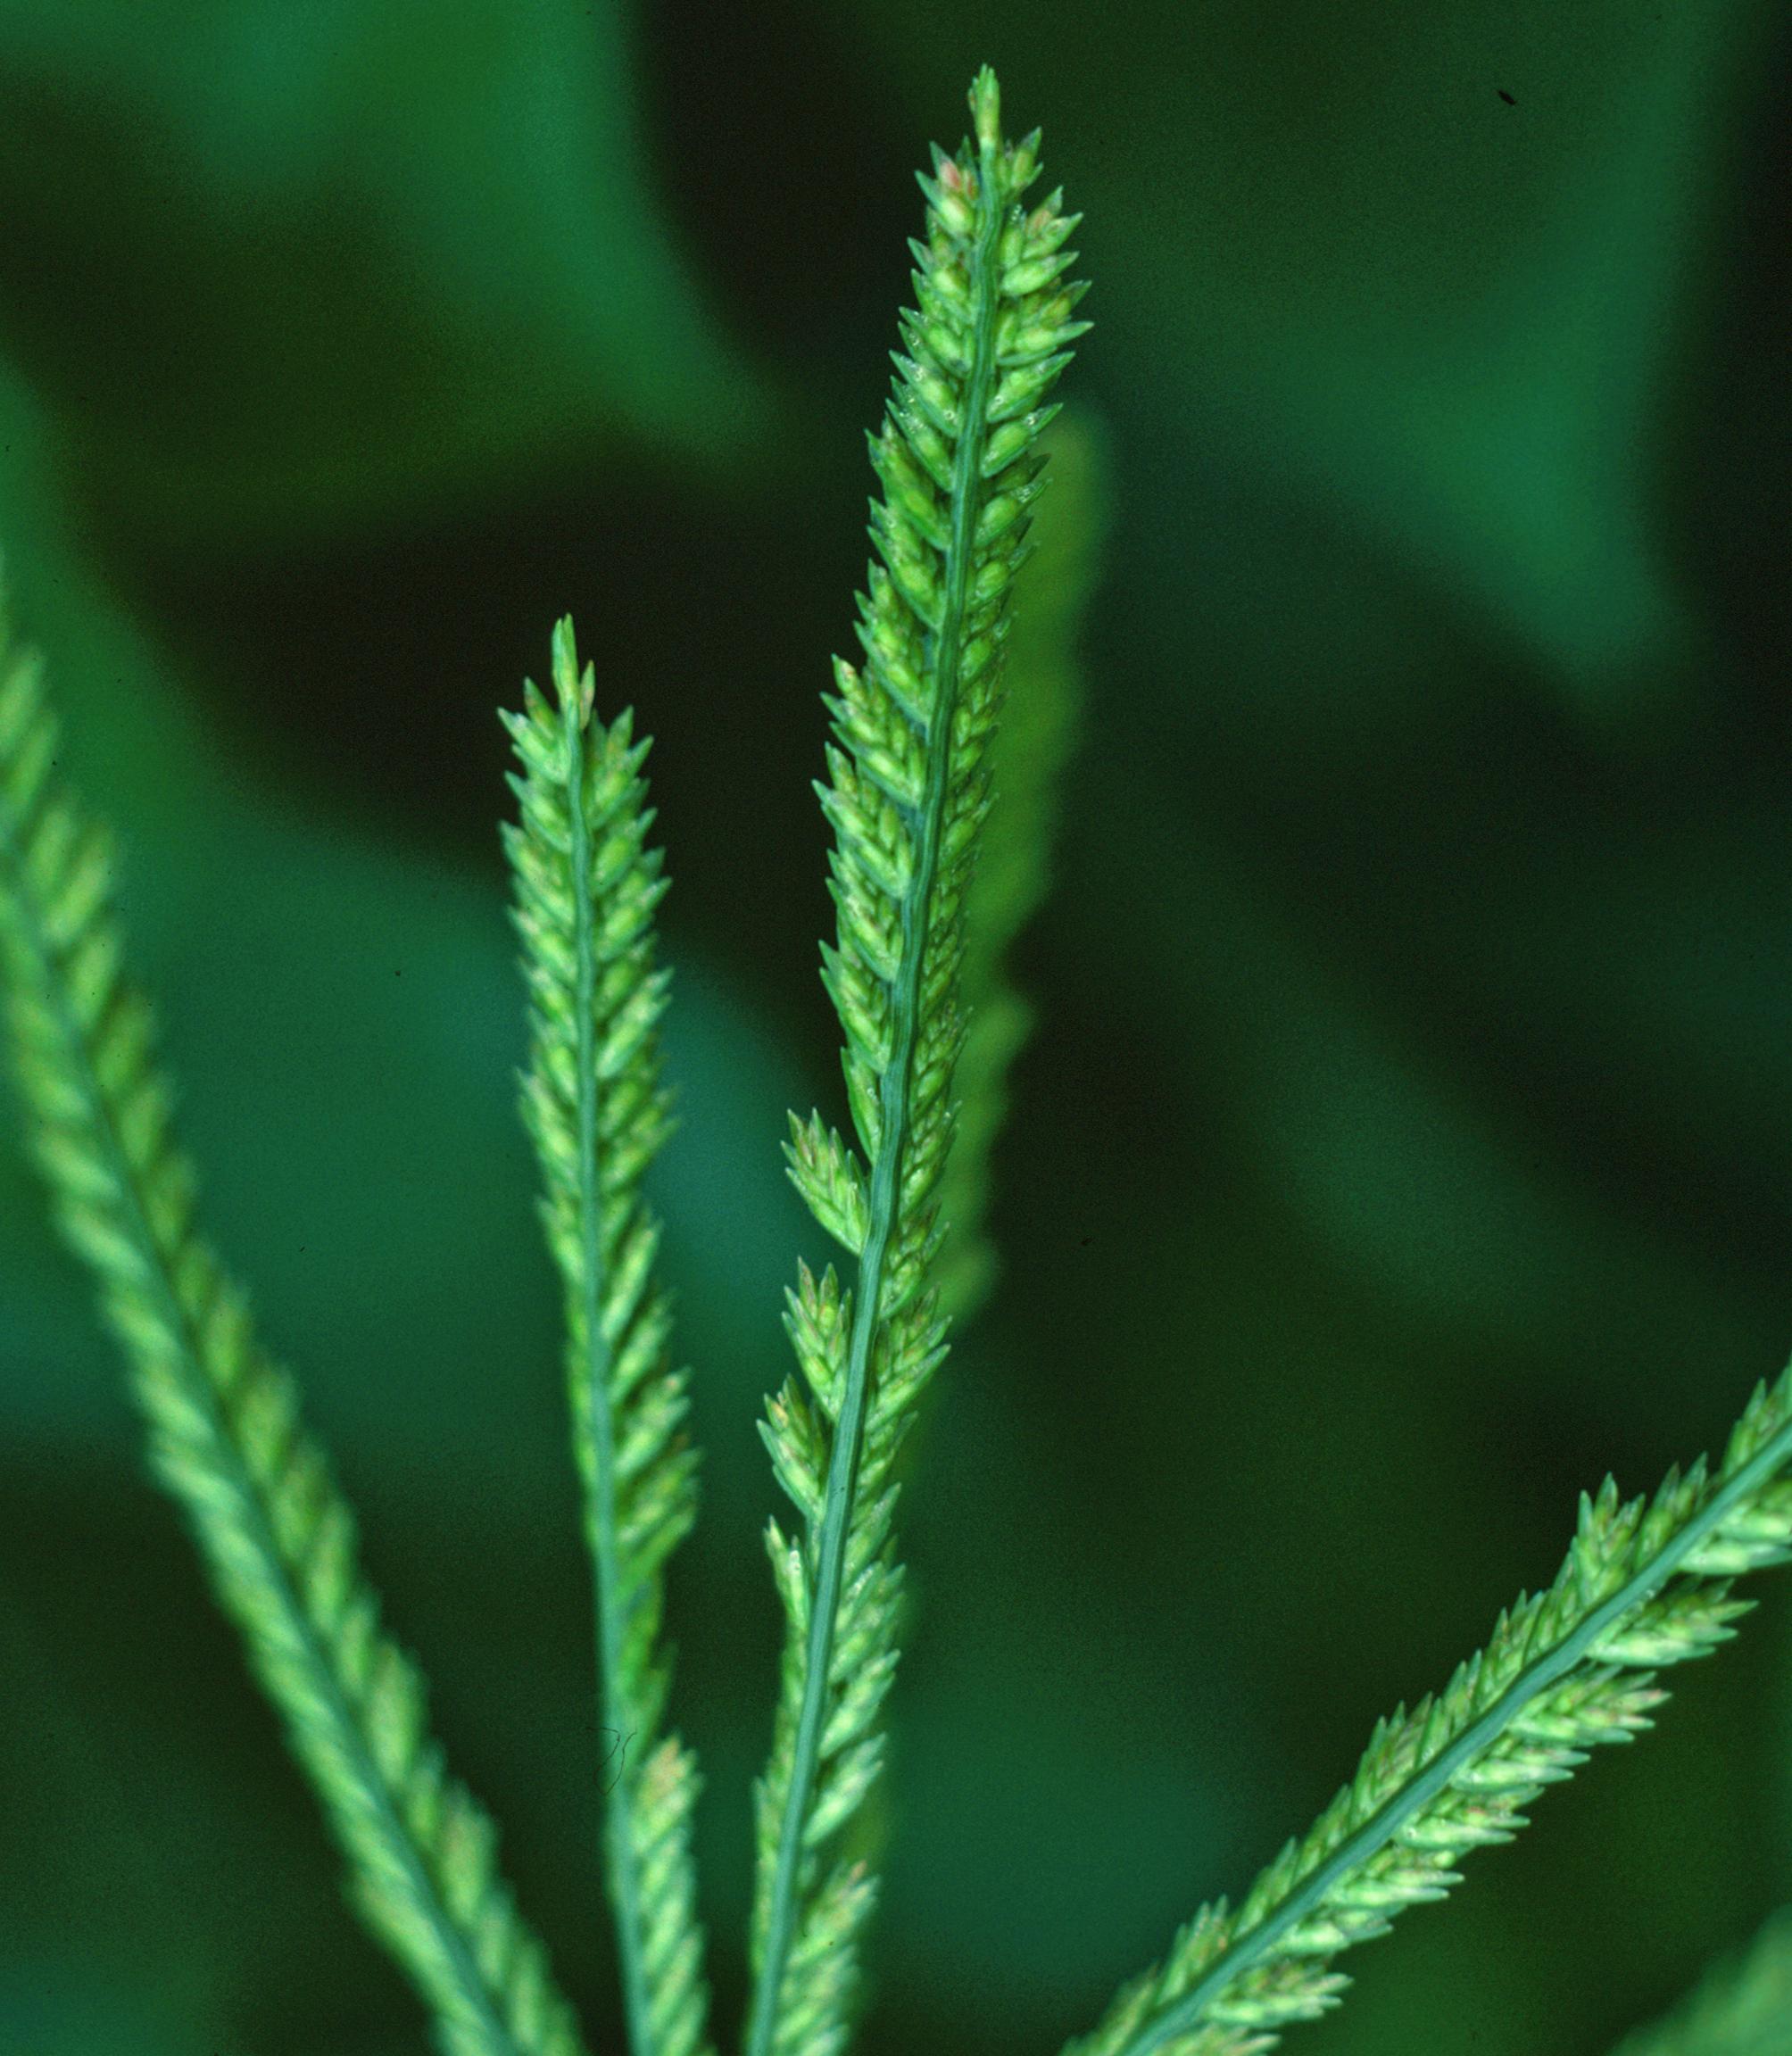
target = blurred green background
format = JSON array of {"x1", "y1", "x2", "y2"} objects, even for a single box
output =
[{"x1": 1, "y1": 3, "x2": 1788, "y2": 2052}]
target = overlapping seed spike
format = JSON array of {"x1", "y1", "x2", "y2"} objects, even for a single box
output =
[{"x1": 933, "y1": 413, "x2": 1101, "y2": 1322}]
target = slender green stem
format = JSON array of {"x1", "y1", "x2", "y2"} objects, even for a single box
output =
[
  {"x1": 743, "y1": 125, "x2": 1008, "y2": 2056},
  {"x1": 563, "y1": 688, "x2": 658, "y2": 2056},
  {"x1": 1113, "y1": 1414, "x2": 1792, "y2": 2056},
  {"x1": 0, "y1": 838, "x2": 521, "y2": 2056}
]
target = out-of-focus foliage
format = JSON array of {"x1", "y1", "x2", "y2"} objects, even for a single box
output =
[
  {"x1": 0, "y1": 4, "x2": 1786, "y2": 2056},
  {"x1": 1609, "y1": 1904, "x2": 1792, "y2": 2056},
  {"x1": 0, "y1": 0, "x2": 773, "y2": 540}
]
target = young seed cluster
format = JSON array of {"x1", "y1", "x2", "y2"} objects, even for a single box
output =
[
  {"x1": 745, "y1": 67, "x2": 1088, "y2": 2056},
  {"x1": 504, "y1": 620, "x2": 710, "y2": 2056}
]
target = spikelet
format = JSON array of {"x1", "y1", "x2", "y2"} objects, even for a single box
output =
[
  {"x1": 745, "y1": 65, "x2": 1089, "y2": 2056},
  {"x1": 0, "y1": 593, "x2": 590, "y2": 2056},
  {"x1": 502, "y1": 619, "x2": 709, "y2": 2056},
  {"x1": 1065, "y1": 1368, "x2": 1792, "y2": 2056}
]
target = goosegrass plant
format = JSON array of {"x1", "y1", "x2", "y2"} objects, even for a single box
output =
[{"x1": 1, "y1": 64, "x2": 1789, "y2": 2056}]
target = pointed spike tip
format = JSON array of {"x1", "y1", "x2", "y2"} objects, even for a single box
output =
[
  {"x1": 970, "y1": 66, "x2": 1002, "y2": 155},
  {"x1": 550, "y1": 614, "x2": 577, "y2": 687},
  {"x1": 549, "y1": 615, "x2": 595, "y2": 731}
]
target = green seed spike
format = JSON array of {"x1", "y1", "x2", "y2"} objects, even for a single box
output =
[
  {"x1": 502, "y1": 620, "x2": 711, "y2": 2056},
  {"x1": 1064, "y1": 1366, "x2": 1792, "y2": 2056},
  {"x1": 0, "y1": 590, "x2": 592, "y2": 2056},
  {"x1": 744, "y1": 65, "x2": 1088, "y2": 2056}
]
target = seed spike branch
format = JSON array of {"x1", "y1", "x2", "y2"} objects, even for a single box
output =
[
  {"x1": 743, "y1": 64, "x2": 1088, "y2": 2056},
  {"x1": 502, "y1": 620, "x2": 710, "y2": 2056},
  {"x1": 1063, "y1": 1367, "x2": 1792, "y2": 2056},
  {"x1": 0, "y1": 596, "x2": 590, "y2": 2056}
]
